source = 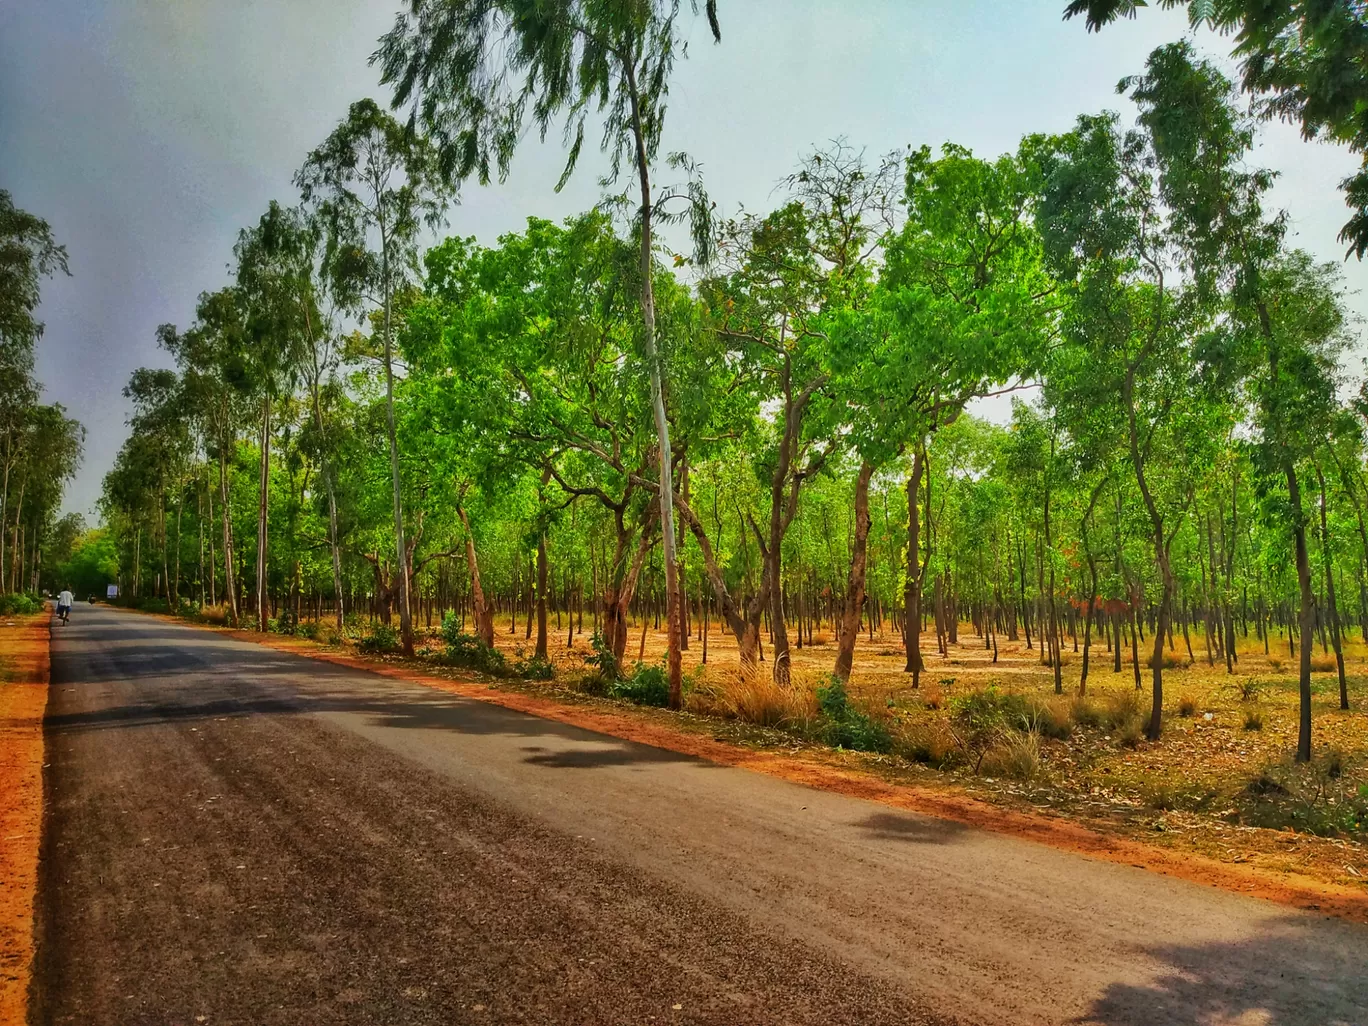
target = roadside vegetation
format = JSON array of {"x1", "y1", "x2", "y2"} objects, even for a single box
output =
[{"x1": 10, "y1": 1, "x2": 1368, "y2": 886}]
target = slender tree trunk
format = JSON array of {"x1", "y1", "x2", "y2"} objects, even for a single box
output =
[
  {"x1": 458, "y1": 505, "x2": 493, "y2": 647},
  {"x1": 255, "y1": 397, "x2": 271, "y2": 629},
  {"x1": 217, "y1": 443, "x2": 237, "y2": 624},
  {"x1": 1316, "y1": 467, "x2": 1348, "y2": 711},
  {"x1": 834, "y1": 461, "x2": 873, "y2": 681},
  {"x1": 902, "y1": 449, "x2": 926, "y2": 684},
  {"x1": 1286, "y1": 458, "x2": 1315, "y2": 763},
  {"x1": 624, "y1": 59, "x2": 681, "y2": 707},
  {"x1": 380, "y1": 243, "x2": 414, "y2": 657}
]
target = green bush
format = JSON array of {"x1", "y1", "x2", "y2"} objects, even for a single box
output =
[
  {"x1": 0, "y1": 593, "x2": 42, "y2": 615},
  {"x1": 358, "y1": 623, "x2": 400, "y2": 654},
  {"x1": 583, "y1": 629, "x2": 620, "y2": 684},
  {"x1": 609, "y1": 662, "x2": 670, "y2": 707},
  {"x1": 815, "y1": 675, "x2": 891, "y2": 753},
  {"x1": 440, "y1": 612, "x2": 508, "y2": 674},
  {"x1": 516, "y1": 655, "x2": 555, "y2": 681}
]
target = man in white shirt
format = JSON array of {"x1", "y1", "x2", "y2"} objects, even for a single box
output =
[{"x1": 56, "y1": 587, "x2": 73, "y2": 624}]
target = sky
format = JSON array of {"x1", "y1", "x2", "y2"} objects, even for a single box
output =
[{"x1": 1, "y1": 0, "x2": 1363, "y2": 520}]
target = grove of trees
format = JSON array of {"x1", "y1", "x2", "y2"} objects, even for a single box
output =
[{"x1": 69, "y1": 3, "x2": 1368, "y2": 766}]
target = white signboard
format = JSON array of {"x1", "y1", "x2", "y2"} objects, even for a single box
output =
[{"x1": 106, "y1": 584, "x2": 119, "y2": 599}]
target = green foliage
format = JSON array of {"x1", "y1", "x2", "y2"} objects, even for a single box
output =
[
  {"x1": 0, "y1": 593, "x2": 42, "y2": 615},
  {"x1": 358, "y1": 623, "x2": 400, "y2": 654},
  {"x1": 815, "y1": 675, "x2": 891, "y2": 753},
  {"x1": 609, "y1": 662, "x2": 671, "y2": 708},
  {"x1": 440, "y1": 610, "x2": 508, "y2": 675}
]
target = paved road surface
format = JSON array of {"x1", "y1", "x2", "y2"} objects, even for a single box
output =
[{"x1": 29, "y1": 606, "x2": 1368, "y2": 1025}]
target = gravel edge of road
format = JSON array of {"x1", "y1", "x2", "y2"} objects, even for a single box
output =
[
  {"x1": 0, "y1": 610, "x2": 49, "y2": 1026},
  {"x1": 117, "y1": 607, "x2": 1368, "y2": 926}
]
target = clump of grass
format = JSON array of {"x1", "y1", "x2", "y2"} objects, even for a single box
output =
[
  {"x1": 1146, "y1": 651, "x2": 1182, "y2": 670},
  {"x1": 1243, "y1": 706, "x2": 1265, "y2": 731},
  {"x1": 1099, "y1": 689, "x2": 1146, "y2": 747},
  {"x1": 690, "y1": 667, "x2": 812, "y2": 728},
  {"x1": 1027, "y1": 695, "x2": 1073, "y2": 740},
  {"x1": 1177, "y1": 694, "x2": 1197, "y2": 718},
  {"x1": 892, "y1": 719, "x2": 958, "y2": 768},
  {"x1": 921, "y1": 684, "x2": 945, "y2": 710},
  {"x1": 1235, "y1": 678, "x2": 1266, "y2": 702},
  {"x1": 1266, "y1": 654, "x2": 1285, "y2": 671},
  {"x1": 980, "y1": 732, "x2": 1041, "y2": 781},
  {"x1": 808, "y1": 632, "x2": 830, "y2": 647},
  {"x1": 1310, "y1": 654, "x2": 1337, "y2": 673},
  {"x1": 1070, "y1": 695, "x2": 1105, "y2": 729}
]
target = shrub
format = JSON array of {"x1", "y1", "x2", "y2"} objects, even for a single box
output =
[
  {"x1": 440, "y1": 612, "x2": 508, "y2": 675},
  {"x1": 1243, "y1": 706, "x2": 1265, "y2": 731},
  {"x1": 1310, "y1": 654, "x2": 1337, "y2": 673},
  {"x1": 516, "y1": 655, "x2": 555, "y2": 681},
  {"x1": 582, "y1": 629, "x2": 620, "y2": 684},
  {"x1": 1177, "y1": 695, "x2": 1197, "y2": 718},
  {"x1": 609, "y1": 662, "x2": 670, "y2": 707},
  {"x1": 0, "y1": 593, "x2": 41, "y2": 615},
  {"x1": 1146, "y1": 651, "x2": 1182, "y2": 670},
  {"x1": 815, "y1": 675, "x2": 891, "y2": 753},
  {"x1": 358, "y1": 623, "x2": 400, "y2": 654},
  {"x1": 1235, "y1": 678, "x2": 1265, "y2": 702},
  {"x1": 922, "y1": 684, "x2": 945, "y2": 710}
]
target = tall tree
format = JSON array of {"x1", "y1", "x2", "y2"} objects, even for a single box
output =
[
  {"x1": 377, "y1": 0, "x2": 722, "y2": 706},
  {"x1": 297, "y1": 99, "x2": 452, "y2": 655}
]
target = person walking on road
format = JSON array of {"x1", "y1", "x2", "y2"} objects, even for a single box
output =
[{"x1": 56, "y1": 586, "x2": 73, "y2": 625}]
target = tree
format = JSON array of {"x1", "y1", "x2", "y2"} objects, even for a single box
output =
[
  {"x1": 297, "y1": 99, "x2": 452, "y2": 655},
  {"x1": 827, "y1": 142, "x2": 1054, "y2": 684},
  {"x1": 1064, "y1": 0, "x2": 1368, "y2": 258},
  {"x1": 377, "y1": 0, "x2": 722, "y2": 706}
]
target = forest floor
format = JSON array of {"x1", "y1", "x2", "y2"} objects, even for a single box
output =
[
  {"x1": 160, "y1": 603, "x2": 1368, "y2": 916},
  {"x1": 0, "y1": 608, "x2": 49, "y2": 1023}
]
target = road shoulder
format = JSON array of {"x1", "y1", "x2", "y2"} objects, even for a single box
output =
[{"x1": 0, "y1": 611, "x2": 49, "y2": 1024}]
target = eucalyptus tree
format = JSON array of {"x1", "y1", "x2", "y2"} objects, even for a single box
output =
[
  {"x1": 233, "y1": 203, "x2": 320, "y2": 628},
  {"x1": 1240, "y1": 251, "x2": 1350, "y2": 761},
  {"x1": 1065, "y1": 0, "x2": 1368, "y2": 258},
  {"x1": 407, "y1": 213, "x2": 697, "y2": 669},
  {"x1": 685, "y1": 143, "x2": 898, "y2": 683},
  {"x1": 378, "y1": 0, "x2": 722, "y2": 705},
  {"x1": 827, "y1": 142, "x2": 1054, "y2": 684},
  {"x1": 0, "y1": 191, "x2": 67, "y2": 591},
  {"x1": 297, "y1": 98, "x2": 452, "y2": 655},
  {"x1": 159, "y1": 289, "x2": 253, "y2": 623}
]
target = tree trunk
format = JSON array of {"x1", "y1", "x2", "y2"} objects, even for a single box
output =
[
  {"x1": 625, "y1": 59, "x2": 681, "y2": 708},
  {"x1": 902, "y1": 449, "x2": 926, "y2": 684},
  {"x1": 381, "y1": 246, "x2": 414, "y2": 657},
  {"x1": 217, "y1": 444, "x2": 237, "y2": 624},
  {"x1": 1316, "y1": 467, "x2": 1349, "y2": 711},
  {"x1": 833, "y1": 461, "x2": 873, "y2": 681},
  {"x1": 1286, "y1": 458, "x2": 1315, "y2": 763},
  {"x1": 458, "y1": 505, "x2": 494, "y2": 647},
  {"x1": 255, "y1": 397, "x2": 270, "y2": 629}
]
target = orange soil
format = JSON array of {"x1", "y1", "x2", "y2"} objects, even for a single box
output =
[
  {"x1": 0, "y1": 611, "x2": 49, "y2": 1025},
  {"x1": 188, "y1": 619, "x2": 1368, "y2": 927}
]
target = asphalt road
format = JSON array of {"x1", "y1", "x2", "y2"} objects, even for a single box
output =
[{"x1": 28, "y1": 606, "x2": 1368, "y2": 1025}]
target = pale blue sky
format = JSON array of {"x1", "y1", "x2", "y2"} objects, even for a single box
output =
[{"x1": 2, "y1": 0, "x2": 1362, "y2": 517}]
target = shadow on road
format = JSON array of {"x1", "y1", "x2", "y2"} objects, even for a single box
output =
[
  {"x1": 47, "y1": 616, "x2": 710, "y2": 773},
  {"x1": 855, "y1": 811, "x2": 968, "y2": 845},
  {"x1": 1077, "y1": 915, "x2": 1366, "y2": 1026}
]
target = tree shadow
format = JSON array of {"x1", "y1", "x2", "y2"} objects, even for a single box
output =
[
  {"x1": 46, "y1": 615, "x2": 712, "y2": 772},
  {"x1": 520, "y1": 741, "x2": 697, "y2": 769},
  {"x1": 854, "y1": 811, "x2": 968, "y2": 845},
  {"x1": 1077, "y1": 914, "x2": 1368, "y2": 1026}
]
